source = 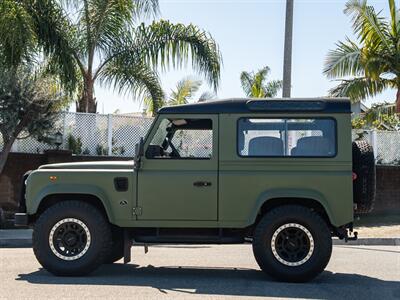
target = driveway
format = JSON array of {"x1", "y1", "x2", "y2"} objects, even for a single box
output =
[{"x1": 1, "y1": 245, "x2": 399, "y2": 299}]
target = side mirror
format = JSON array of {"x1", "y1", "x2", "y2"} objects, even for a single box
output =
[{"x1": 134, "y1": 137, "x2": 144, "y2": 169}]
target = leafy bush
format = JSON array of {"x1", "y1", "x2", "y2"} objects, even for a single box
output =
[{"x1": 67, "y1": 134, "x2": 82, "y2": 155}]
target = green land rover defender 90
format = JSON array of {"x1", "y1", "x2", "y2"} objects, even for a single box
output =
[{"x1": 15, "y1": 98, "x2": 375, "y2": 282}]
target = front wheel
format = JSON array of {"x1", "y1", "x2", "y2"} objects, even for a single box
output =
[
  {"x1": 104, "y1": 225, "x2": 124, "y2": 264},
  {"x1": 252, "y1": 205, "x2": 332, "y2": 282},
  {"x1": 33, "y1": 201, "x2": 112, "y2": 276}
]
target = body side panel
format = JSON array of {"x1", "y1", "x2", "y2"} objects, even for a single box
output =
[
  {"x1": 25, "y1": 112, "x2": 353, "y2": 229},
  {"x1": 217, "y1": 113, "x2": 353, "y2": 227}
]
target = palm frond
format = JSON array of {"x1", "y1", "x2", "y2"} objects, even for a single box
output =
[
  {"x1": 131, "y1": 0, "x2": 160, "y2": 20},
  {"x1": 240, "y1": 71, "x2": 254, "y2": 97},
  {"x1": 198, "y1": 91, "x2": 215, "y2": 102},
  {"x1": 345, "y1": 0, "x2": 391, "y2": 50},
  {"x1": 89, "y1": 0, "x2": 133, "y2": 48},
  {"x1": 328, "y1": 77, "x2": 391, "y2": 101},
  {"x1": 97, "y1": 53, "x2": 164, "y2": 111},
  {"x1": 23, "y1": 0, "x2": 81, "y2": 94},
  {"x1": 144, "y1": 96, "x2": 165, "y2": 116},
  {"x1": 326, "y1": 1, "x2": 400, "y2": 103},
  {"x1": 135, "y1": 20, "x2": 222, "y2": 90},
  {"x1": 240, "y1": 66, "x2": 281, "y2": 98},
  {"x1": 252, "y1": 67, "x2": 272, "y2": 97},
  {"x1": 255, "y1": 66, "x2": 270, "y2": 80},
  {"x1": 324, "y1": 38, "x2": 363, "y2": 78},
  {"x1": 0, "y1": 0, "x2": 36, "y2": 66},
  {"x1": 264, "y1": 80, "x2": 283, "y2": 97},
  {"x1": 169, "y1": 77, "x2": 202, "y2": 105},
  {"x1": 88, "y1": 0, "x2": 159, "y2": 52}
]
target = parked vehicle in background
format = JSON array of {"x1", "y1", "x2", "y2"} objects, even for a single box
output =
[{"x1": 15, "y1": 98, "x2": 375, "y2": 282}]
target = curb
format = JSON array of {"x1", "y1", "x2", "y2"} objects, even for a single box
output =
[
  {"x1": 333, "y1": 238, "x2": 400, "y2": 246},
  {"x1": 0, "y1": 229, "x2": 33, "y2": 248},
  {"x1": 0, "y1": 239, "x2": 33, "y2": 248}
]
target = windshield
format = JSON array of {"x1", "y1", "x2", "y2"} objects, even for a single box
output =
[{"x1": 151, "y1": 119, "x2": 172, "y2": 146}]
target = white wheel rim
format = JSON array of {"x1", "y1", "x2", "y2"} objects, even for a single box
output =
[
  {"x1": 49, "y1": 218, "x2": 91, "y2": 261},
  {"x1": 271, "y1": 223, "x2": 314, "y2": 267}
]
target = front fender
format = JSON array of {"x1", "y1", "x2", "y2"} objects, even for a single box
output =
[
  {"x1": 248, "y1": 188, "x2": 335, "y2": 226},
  {"x1": 27, "y1": 184, "x2": 115, "y2": 222}
]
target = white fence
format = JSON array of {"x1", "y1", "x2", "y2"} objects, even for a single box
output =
[
  {"x1": 6, "y1": 112, "x2": 153, "y2": 157},
  {"x1": 353, "y1": 129, "x2": 400, "y2": 165},
  {"x1": 2, "y1": 112, "x2": 400, "y2": 165}
]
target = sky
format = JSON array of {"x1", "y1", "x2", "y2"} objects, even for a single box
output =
[{"x1": 90, "y1": 0, "x2": 395, "y2": 114}]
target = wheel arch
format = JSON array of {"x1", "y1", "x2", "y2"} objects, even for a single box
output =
[
  {"x1": 250, "y1": 189, "x2": 336, "y2": 228},
  {"x1": 32, "y1": 193, "x2": 114, "y2": 223},
  {"x1": 256, "y1": 198, "x2": 331, "y2": 227}
]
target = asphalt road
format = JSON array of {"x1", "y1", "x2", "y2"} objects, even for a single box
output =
[{"x1": 1, "y1": 245, "x2": 399, "y2": 300}]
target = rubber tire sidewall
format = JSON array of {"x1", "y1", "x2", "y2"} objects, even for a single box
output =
[
  {"x1": 252, "y1": 205, "x2": 332, "y2": 283},
  {"x1": 104, "y1": 225, "x2": 124, "y2": 264},
  {"x1": 33, "y1": 201, "x2": 112, "y2": 276}
]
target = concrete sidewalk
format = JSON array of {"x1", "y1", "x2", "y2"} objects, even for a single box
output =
[{"x1": 1, "y1": 229, "x2": 399, "y2": 248}]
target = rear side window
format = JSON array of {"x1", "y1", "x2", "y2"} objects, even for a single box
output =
[{"x1": 238, "y1": 118, "x2": 336, "y2": 157}]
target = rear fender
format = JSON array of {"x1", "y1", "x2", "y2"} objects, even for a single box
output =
[{"x1": 250, "y1": 188, "x2": 334, "y2": 225}]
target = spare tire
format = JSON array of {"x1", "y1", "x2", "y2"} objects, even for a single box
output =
[{"x1": 352, "y1": 140, "x2": 376, "y2": 214}]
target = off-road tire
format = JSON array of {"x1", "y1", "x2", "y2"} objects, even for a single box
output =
[
  {"x1": 33, "y1": 201, "x2": 112, "y2": 276},
  {"x1": 352, "y1": 140, "x2": 376, "y2": 214},
  {"x1": 104, "y1": 225, "x2": 124, "y2": 264},
  {"x1": 252, "y1": 205, "x2": 332, "y2": 283}
]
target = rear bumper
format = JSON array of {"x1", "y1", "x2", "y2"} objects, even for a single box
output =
[{"x1": 14, "y1": 213, "x2": 29, "y2": 227}]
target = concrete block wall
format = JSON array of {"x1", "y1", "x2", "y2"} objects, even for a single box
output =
[{"x1": 0, "y1": 151, "x2": 130, "y2": 214}]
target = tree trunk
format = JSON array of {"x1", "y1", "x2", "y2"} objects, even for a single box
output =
[
  {"x1": 0, "y1": 136, "x2": 16, "y2": 176},
  {"x1": 396, "y1": 88, "x2": 400, "y2": 114},
  {"x1": 76, "y1": 75, "x2": 97, "y2": 113}
]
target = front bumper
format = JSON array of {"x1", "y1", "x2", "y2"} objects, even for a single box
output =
[{"x1": 14, "y1": 213, "x2": 28, "y2": 226}]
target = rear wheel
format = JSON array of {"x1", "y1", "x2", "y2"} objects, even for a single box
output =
[
  {"x1": 252, "y1": 205, "x2": 332, "y2": 282},
  {"x1": 33, "y1": 201, "x2": 112, "y2": 276}
]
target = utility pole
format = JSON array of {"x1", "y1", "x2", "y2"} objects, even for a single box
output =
[{"x1": 282, "y1": 0, "x2": 294, "y2": 98}]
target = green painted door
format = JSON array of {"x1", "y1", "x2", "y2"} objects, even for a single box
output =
[{"x1": 137, "y1": 114, "x2": 218, "y2": 221}]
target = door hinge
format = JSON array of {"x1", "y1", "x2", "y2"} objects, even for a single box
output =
[{"x1": 133, "y1": 207, "x2": 142, "y2": 216}]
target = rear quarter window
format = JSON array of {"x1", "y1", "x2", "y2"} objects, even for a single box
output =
[{"x1": 238, "y1": 118, "x2": 336, "y2": 157}]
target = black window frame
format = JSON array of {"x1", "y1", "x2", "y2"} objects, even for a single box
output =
[
  {"x1": 146, "y1": 118, "x2": 214, "y2": 160},
  {"x1": 237, "y1": 117, "x2": 338, "y2": 158}
]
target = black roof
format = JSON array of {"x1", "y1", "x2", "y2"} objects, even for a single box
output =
[{"x1": 158, "y1": 98, "x2": 351, "y2": 114}]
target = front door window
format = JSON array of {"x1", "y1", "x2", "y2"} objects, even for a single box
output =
[{"x1": 146, "y1": 118, "x2": 213, "y2": 159}]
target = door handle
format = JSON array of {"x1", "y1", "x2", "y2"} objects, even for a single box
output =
[{"x1": 193, "y1": 181, "x2": 212, "y2": 187}]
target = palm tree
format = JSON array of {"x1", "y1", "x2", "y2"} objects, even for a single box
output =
[
  {"x1": 168, "y1": 77, "x2": 202, "y2": 106},
  {"x1": 198, "y1": 91, "x2": 216, "y2": 102},
  {"x1": 0, "y1": 0, "x2": 222, "y2": 113},
  {"x1": 324, "y1": 0, "x2": 400, "y2": 113},
  {"x1": 144, "y1": 77, "x2": 215, "y2": 115},
  {"x1": 240, "y1": 66, "x2": 283, "y2": 98}
]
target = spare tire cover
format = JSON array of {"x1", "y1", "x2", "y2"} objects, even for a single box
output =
[{"x1": 352, "y1": 140, "x2": 376, "y2": 214}]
